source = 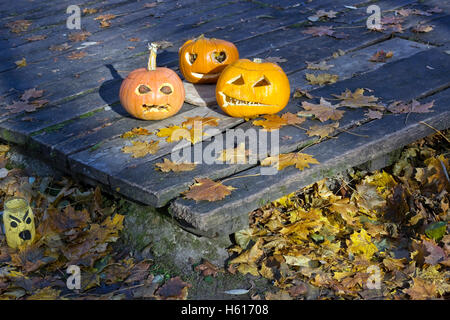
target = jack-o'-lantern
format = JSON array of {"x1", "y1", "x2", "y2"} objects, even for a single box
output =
[
  {"x1": 179, "y1": 35, "x2": 239, "y2": 84},
  {"x1": 119, "y1": 43, "x2": 185, "y2": 120},
  {"x1": 216, "y1": 58, "x2": 290, "y2": 118},
  {"x1": 3, "y1": 197, "x2": 35, "y2": 250}
]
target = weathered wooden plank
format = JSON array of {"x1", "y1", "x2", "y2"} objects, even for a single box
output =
[
  {"x1": 169, "y1": 87, "x2": 450, "y2": 237},
  {"x1": 399, "y1": 15, "x2": 450, "y2": 47},
  {"x1": 108, "y1": 47, "x2": 450, "y2": 208},
  {"x1": 183, "y1": 82, "x2": 217, "y2": 107},
  {"x1": 68, "y1": 104, "x2": 244, "y2": 185}
]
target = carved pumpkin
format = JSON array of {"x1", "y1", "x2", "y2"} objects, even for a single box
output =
[
  {"x1": 3, "y1": 197, "x2": 35, "y2": 250},
  {"x1": 179, "y1": 35, "x2": 239, "y2": 84},
  {"x1": 120, "y1": 43, "x2": 185, "y2": 120},
  {"x1": 216, "y1": 58, "x2": 290, "y2": 118}
]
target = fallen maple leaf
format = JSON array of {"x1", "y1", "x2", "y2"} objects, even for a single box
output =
[
  {"x1": 253, "y1": 114, "x2": 288, "y2": 131},
  {"x1": 347, "y1": 229, "x2": 378, "y2": 260},
  {"x1": 412, "y1": 24, "x2": 434, "y2": 33},
  {"x1": 387, "y1": 100, "x2": 434, "y2": 114},
  {"x1": 293, "y1": 88, "x2": 313, "y2": 99},
  {"x1": 423, "y1": 240, "x2": 445, "y2": 265},
  {"x1": 305, "y1": 73, "x2": 339, "y2": 85},
  {"x1": 121, "y1": 127, "x2": 152, "y2": 139},
  {"x1": 302, "y1": 26, "x2": 335, "y2": 37},
  {"x1": 298, "y1": 98, "x2": 345, "y2": 122},
  {"x1": 306, "y1": 61, "x2": 334, "y2": 71},
  {"x1": 217, "y1": 143, "x2": 251, "y2": 164},
  {"x1": 156, "y1": 276, "x2": 191, "y2": 300},
  {"x1": 83, "y1": 8, "x2": 98, "y2": 15},
  {"x1": 365, "y1": 109, "x2": 383, "y2": 119},
  {"x1": 306, "y1": 122, "x2": 339, "y2": 138},
  {"x1": 404, "y1": 277, "x2": 437, "y2": 300},
  {"x1": 155, "y1": 158, "x2": 196, "y2": 172},
  {"x1": 6, "y1": 20, "x2": 32, "y2": 33},
  {"x1": 184, "y1": 178, "x2": 235, "y2": 202},
  {"x1": 67, "y1": 51, "x2": 87, "y2": 60},
  {"x1": 26, "y1": 35, "x2": 47, "y2": 42},
  {"x1": 68, "y1": 31, "x2": 91, "y2": 42},
  {"x1": 281, "y1": 112, "x2": 305, "y2": 125},
  {"x1": 195, "y1": 260, "x2": 221, "y2": 277},
  {"x1": 182, "y1": 116, "x2": 220, "y2": 128},
  {"x1": 21, "y1": 88, "x2": 44, "y2": 102},
  {"x1": 308, "y1": 9, "x2": 337, "y2": 21},
  {"x1": 369, "y1": 50, "x2": 394, "y2": 62},
  {"x1": 261, "y1": 152, "x2": 319, "y2": 171},
  {"x1": 333, "y1": 88, "x2": 385, "y2": 110},
  {"x1": 121, "y1": 140, "x2": 159, "y2": 158},
  {"x1": 15, "y1": 58, "x2": 26, "y2": 68},
  {"x1": 49, "y1": 43, "x2": 72, "y2": 51}
]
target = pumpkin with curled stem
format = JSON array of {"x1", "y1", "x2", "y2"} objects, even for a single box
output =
[
  {"x1": 119, "y1": 43, "x2": 185, "y2": 120},
  {"x1": 179, "y1": 35, "x2": 239, "y2": 84},
  {"x1": 216, "y1": 58, "x2": 290, "y2": 118}
]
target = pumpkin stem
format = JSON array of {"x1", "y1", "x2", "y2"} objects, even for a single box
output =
[
  {"x1": 253, "y1": 58, "x2": 263, "y2": 63},
  {"x1": 148, "y1": 43, "x2": 158, "y2": 71}
]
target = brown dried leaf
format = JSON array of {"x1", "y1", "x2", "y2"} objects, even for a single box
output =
[
  {"x1": 182, "y1": 116, "x2": 220, "y2": 128},
  {"x1": 121, "y1": 127, "x2": 152, "y2": 139},
  {"x1": 121, "y1": 140, "x2": 159, "y2": 158},
  {"x1": 253, "y1": 114, "x2": 288, "y2": 131},
  {"x1": 26, "y1": 35, "x2": 47, "y2": 42},
  {"x1": 184, "y1": 178, "x2": 235, "y2": 202},
  {"x1": 261, "y1": 152, "x2": 319, "y2": 171},
  {"x1": 305, "y1": 73, "x2": 339, "y2": 85},
  {"x1": 155, "y1": 158, "x2": 196, "y2": 172},
  {"x1": 412, "y1": 24, "x2": 434, "y2": 33},
  {"x1": 298, "y1": 98, "x2": 345, "y2": 122},
  {"x1": 67, "y1": 51, "x2": 87, "y2": 60},
  {"x1": 21, "y1": 88, "x2": 44, "y2": 102},
  {"x1": 306, "y1": 122, "x2": 339, "y2": 138},
  {"x1": 156, "y1": 276, "x2": 191, "y2": 300},
  {"x1": 195, "y1": 260, "x2": 221, "y2": 277},
  {"x1": 404, "y1": 278, "x2": 437, "y2": 300},
  {"x1": 302, "y1": 26, "x2": 335, "y2": 37},
  {"x1": 293, "y1": 88, "x2": 313, "y2": 99},
  {"x1": 388, "y1": 100, "x2": 434, "y2": 114},
  {"x1": 306, "y1": 61, "x2": 334, "y2": 71},
  {"x1": 68, "y1": 31, "x2": 91, "y2": 42},
  {"x1": 369, "y1": 50, "x2": 394, "y2": 62},
  {"x1": 333, "y1": 88, "x2": 385, "y2": 110},
  {"x1": 6, "y1": 20, "x2": 32, "y2": 33},
  {"x1": 49, "y1": 43, "x2": 72, "y2": 51}
]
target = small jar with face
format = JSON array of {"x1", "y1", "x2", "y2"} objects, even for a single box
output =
[
  {"x1": 216, "y1": 59, "x2": 290, "y2": 118},
  {"x1": 3, "y1": 197, "x2": 35, "y2": 250},
  {"x1": 179, "y1": 36, "x2": 239, "y2": 84}
]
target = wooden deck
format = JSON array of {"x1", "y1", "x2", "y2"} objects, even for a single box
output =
[{"x1": 0, "y1": 0, "x2": 449, "y2": 238}]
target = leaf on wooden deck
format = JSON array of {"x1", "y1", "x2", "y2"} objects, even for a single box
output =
[
  {"x1": 67, "y1": 51, "x2": 87, "y2": 60},
  {"x1": 302, "y1": 26, "x2": 334, "y2": 37},
  {"x1": 365, "y1": 109, "x2": 384, "y2": 119},
  {"x1": 181, "y1": 116, "x2": 220, "y2": 128},
  {"x1": 216, "y1": 143, "x2": 251, "y2": 164},
  {"x1": 293, "y1": 88, "x2": 313, "y2": 99},
  {"x1": 121, "y1": 127, "x2": 152, "y2": 139},
  {"x1": 183, "y1": 178, "x2": 235, "y2": 202},
  {"x1": 387, "y1": 100, "x2": 434, "y2": 114},
  {"x1": 94, "y1": 14, "x2": 116, "y2": 28},
  {"x1": 83, "y1": 8, "x2": 98, "y2": 15},
  {"x1": 333, "y1": 88, "x2": 385, "y2": 110},
  {"x1": 68, "y1": 31, "x2": 92, "y2": 42},
  {"x1": 305, "y1": 73, "x2": 338, "y2": 85},
  {"x1": 261, "y1": 152, "x2": 319, "y2": 171},
  {"x1": 121, "y1": 140, "x2": 159, "y2": 158},
  {"x1": 15, "y1": 58, "x2": 26, "y2": 68},
  {"x1": 298, "y1": 98, "x2": 345, "y2": 122},
  {"x1": 26, "y1": 35, "x2": 47, "y2": 42},
  {"x1": 412, "y1": 24, "x2": 434, "y2": 33},
  {"x1": 155, "y1": 158, "x2": 196, "y2": 173},
  {"x1": 21, "y1": 88, "x2": 44, "y2": 101},
  {"x1": 281, "y1": 112, "x2": 305, "y2": 125},
  {"x1": 6, "y1": 20, "x2": 32, "y2": 33},
  {"x1": 49, "y1": 43, "x2": 72, "y2": 51},
  {"x1": 253, "y1": 113, "x2": 303, "y2": 131},
  {"x1": 153, "y1": 40, "x2": 174, "y2": 49},
  {"x1": 306, "y1": 122, "x2": 339, "y2": 138},
  {"x1": 308, "y1": 9, "x2": 337, "y2": 21},
  {"x1": 369, "y1": 50, "x2": 394, "y2": 62},
  {"x1": 157, "y1": 125, "x2": 206, "y2": 144},
  {"x1": 306, "y1": 61, "x2": 334, "y2": 71}
]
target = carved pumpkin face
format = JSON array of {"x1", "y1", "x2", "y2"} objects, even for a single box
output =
[
  {"x1": 3, "y1": 198, "x2": 35, "y2": 250},
  {"x1": 120, "y1": 44, "x2": 185, "y2": 120},
  {"x1": 216, "y1": 59, "x2": 290, "y2": 118},
  {"x1": 179, "y1": 35, "x2": 239, "y2": 84}
]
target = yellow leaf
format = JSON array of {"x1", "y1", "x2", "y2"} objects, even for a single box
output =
[
  {"x1": 121, "y1": 140, "x2": 159, "y2": 158},
  {"x1": 305, "y1": 73, "x2": 338, "y2": 85},
  {"x1": 347, "y1": 229, "x2": 378, "y2": 260},
  {"x1": 15, "y1": 58, "x2": 27, "y2": 68},
  {"x1": 155, "y1": 158, "x2": 196, "y2": 173},
  {"x1": 261, "y1": 152, "x2": 319, "y2": 171}
]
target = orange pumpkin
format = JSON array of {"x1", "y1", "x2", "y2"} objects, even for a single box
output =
[
  {"x1": 216, "y1": 58, "x2": 290, "y2": 118},
  {"x1": 179, "y1": 35, "x2": 239, "y2": 84},
  {"x1": 119, "y1": 43, "x2": 185, "y2": 120}
]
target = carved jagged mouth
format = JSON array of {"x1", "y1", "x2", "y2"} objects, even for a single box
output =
[
  {"x1": 190, "y1": 72, "x2": 220, "y2": 79},
  {"x1": 142, "y1": 104, "x2": 170, "y2": 113},
  {"x1": 218, "y1": 92, "x2": 274, "y2": 107}
]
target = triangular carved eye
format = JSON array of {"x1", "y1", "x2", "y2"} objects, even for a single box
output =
[
  {"x1": 227, "y1": 74, "x2": 244, "y2": 85},
  {"x1": 187, "y1": 53, "x2": 197, "y2": 64},
  {"x1": 253, "y1": 76, "x2": 271, "y2": 87}
]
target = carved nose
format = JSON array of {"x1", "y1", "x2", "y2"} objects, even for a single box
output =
[{"x1": 19, "y1": 230, "x2": 31, "y2": 240}]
